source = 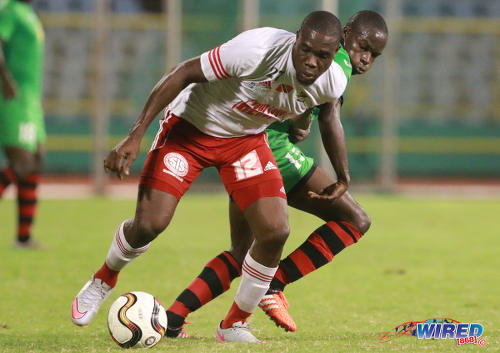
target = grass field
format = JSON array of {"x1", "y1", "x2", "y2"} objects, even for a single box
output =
[{"x1": 0, "y1": 193, "x2": 499, "y2": 352}]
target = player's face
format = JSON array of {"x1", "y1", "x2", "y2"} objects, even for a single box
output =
[
  {"x1": 292, "y1": 29, "x2": 340, "y2": 85},
  {"x1": 343, "y1": 26, "x2": 387, "y2": 75}
]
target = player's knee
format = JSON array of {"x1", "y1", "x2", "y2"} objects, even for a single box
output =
[
  {"x1": 341, "y1": 205, "x2": 371, "y2": 235},
  {"x1": 354, "y1": 209, "x2": 371, "y2": 234},
  {"x1": 229, "y1": 242, "x2": 252, "y2": 265},
  {"x1": 359, "y1": 213, "x2": 371, "y2": 234},
  {"x1": 130, "y1": 215, "x2": 169, "y2": 244},
  {"x1": 10, "y1": 159, "x2": 35, "y2": 178}
]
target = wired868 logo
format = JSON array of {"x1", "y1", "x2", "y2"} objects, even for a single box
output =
[
  {"x1": 417, "y1": 322, "x2": 486, "y2": 346},
  {"x1": 379, "y1": 318, "x2": 486, "y2": 347}
]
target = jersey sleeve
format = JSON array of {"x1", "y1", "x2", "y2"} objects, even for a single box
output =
[
  {"x1": 0, "y1": 3, "x2": 15, "y2": 42},
  {"x1": 200, "y1": 28, "x2": 271, "y2": 82}
]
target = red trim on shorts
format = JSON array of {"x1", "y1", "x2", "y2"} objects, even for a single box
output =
[{"x1": 230, "y1": 178, "x2": 286, "y2": 211}]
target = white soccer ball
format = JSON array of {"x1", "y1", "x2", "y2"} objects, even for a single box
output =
[{"x1": 107, "y1": 291, "x2": 167, "y2": 349}]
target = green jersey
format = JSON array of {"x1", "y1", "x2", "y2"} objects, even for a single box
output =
[
  {"x1": 0, "y1": 0, "x2": 44, "y2": 97},
  {"x1": 266, "y1": 45, "x2": 352, "y2": 193},
  {"x1": 0, "y1": 0, "x2": 45, "y2": 150}
]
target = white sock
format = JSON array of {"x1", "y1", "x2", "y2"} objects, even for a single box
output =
[
  {"x1": 234, "y1": 252, "x2": 278, "y2": 313},
  {"x1": 105, "y1": 221, "x2": 150, "y2": 271}
]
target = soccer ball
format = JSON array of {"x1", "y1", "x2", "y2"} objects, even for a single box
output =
[{"x1": 107, "y1": 291, "x2": 167, "y2": 349}]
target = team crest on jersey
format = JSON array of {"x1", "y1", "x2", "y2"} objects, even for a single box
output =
[{"x1": 163, "y1": 152, "x2": 189, "y2": 181}]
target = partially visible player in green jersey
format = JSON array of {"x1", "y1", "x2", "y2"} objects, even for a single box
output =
[
  {"x1": 266, "y1": 45, "x2": 351, "y2": 193},
  {"x1": 0, "y1": 0, "x2": 45, "y2": 248},
  {"x1": 249, "y1": 10, "x2": 387, "y2": 331},
  {"x1": 164, "y1": 10, "x2": 388, "y2": 338}
]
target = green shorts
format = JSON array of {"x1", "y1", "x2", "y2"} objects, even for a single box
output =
[
  {"x1": 0, "y1": 91, "x2": 45, "y2": 152},
  {"x1": 270, "y1": 136, "x2": 315, "y2": 194}
]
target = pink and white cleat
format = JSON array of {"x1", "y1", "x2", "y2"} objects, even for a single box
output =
[
  {"x1": 72, "y1": 275, "x2": 112, "y2": 326},
  {"x1": 215, "y1": 321, "x2": 264, "y2": 343}
]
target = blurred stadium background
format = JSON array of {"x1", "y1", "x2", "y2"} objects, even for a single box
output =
[{"x1": 2, "y1": 0, "x2": 499, "y2": 197}]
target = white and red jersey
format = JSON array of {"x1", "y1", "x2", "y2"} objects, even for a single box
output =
[{"x1": 167, "y1": 27, "x2": 348, "y2": 138}]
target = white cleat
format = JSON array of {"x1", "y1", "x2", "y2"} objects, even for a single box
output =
[
  {"x1": 71, "y1": 276, "x2": 112, "y2": 326},
  {"x1": 215, "y1": 321, "x2": 264, "y2": 343}
]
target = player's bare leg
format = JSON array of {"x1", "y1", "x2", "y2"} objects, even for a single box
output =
[
  {"x1": 72, "y1": 187, "x2": 179, "y2": 326},
  {"x1": 228, "y1": 198, "x2": 254, "y2": 264},
  {"x1": 217, "y1": 196, "x2": 289, "y2": 343},
  {"x1": 2, "y1": 145, "x2": 43, "y2": 248},
  {"x1": 166, "y1": 198, "x2": 252, "y2": 337}
]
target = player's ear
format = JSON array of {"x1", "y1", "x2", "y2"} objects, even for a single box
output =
[{"x1": 343, "y1": 25, "x2": 351, "y2": 39}]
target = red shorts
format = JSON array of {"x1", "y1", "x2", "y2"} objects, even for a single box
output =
[{"x1": 140, "y1": 112, "x2": 286, "y2": 211}]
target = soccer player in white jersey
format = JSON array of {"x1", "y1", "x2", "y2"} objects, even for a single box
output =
[
  {"x1": 163, "y1": 10, "x2": 389, "y2": 338},
  {"x1": 71, "y1": 11, "x2": 348, "y2": 343}
]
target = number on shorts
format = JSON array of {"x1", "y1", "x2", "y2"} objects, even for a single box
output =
[{"x1": 232, "y1": 150, "x2": 263, "y2": 181}]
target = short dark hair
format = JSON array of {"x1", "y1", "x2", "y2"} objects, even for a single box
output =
[
  {"x1": 299, "y1": 11, "x2": 342, "y2": 38},
  {"x1": 345, "y1": 10, "x2": 388, "y2": 35}
]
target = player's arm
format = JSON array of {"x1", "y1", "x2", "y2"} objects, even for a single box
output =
[
  {"x1": 104, "y1": 57, "x2": 207, "y2": 179},
  {"x1": 308, "y1": 99, "x2": 350, "y2": 202},
  {"x1": 0, "y1": 38, "x2": 17, "y2": 99},
  {"x1": 288, "y1": 108, "x2": 313, "y2": 144}
]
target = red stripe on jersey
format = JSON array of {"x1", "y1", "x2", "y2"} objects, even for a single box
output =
[
  {"x1": 288, "y1": 249, "x2": 316, "y2": 276},
  {"x1": 212, "y1": 46, "x2": 228, "y2": 79},
  {"x1": 208, "y1": 48, "x2": 223, "y2": 79},
  {"x1": 215, "y1": 46, "x2": 231, "y2": 78},
  {"x1": 328, "y1": 222, "x2": 356, "y2": 247},
  {"x1": 307, "y1": 233, "x2": 335, "y2": 261}
]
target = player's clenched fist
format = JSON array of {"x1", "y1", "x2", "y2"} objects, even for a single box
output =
[{"x1": 104, "y1": 136, "x2": 141, "y2": 179}]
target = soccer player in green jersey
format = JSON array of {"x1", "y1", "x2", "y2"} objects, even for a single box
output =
[
  {"x1": 164, "y1": 10, "x2": 388, "y2": 337},
  {"x1": 0, "y1": 0, "x2": 45, "y2": 248}
]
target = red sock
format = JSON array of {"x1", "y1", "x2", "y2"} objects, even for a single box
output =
[
  {"x1": 16, "y1": 173, "x2": 40, "y2": 242},
  {"x1": 0, "y1": 167, "x2": 16, "y2": 197},
  {"x1": 221, "y1": 302, "x2": 251, "y2": 329},
  {"x1": 95, "y1": 262, "x2": 119, "y2": 288}
]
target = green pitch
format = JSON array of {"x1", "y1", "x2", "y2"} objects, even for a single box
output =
[{"x1": 0, "y1": 194, "x2": 498, "y2": 352}]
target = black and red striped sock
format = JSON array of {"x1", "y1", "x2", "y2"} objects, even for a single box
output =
[
  {"x1": 0, "y1": 167, "x2": 16, "y2": 197},
  {"x1": 166, "y1": 251, "x2": 241, "y2": 330},
  {"x1": 270, "y1": 221, "x2": 363, "y2": 292},
  {"x1": 16, "y1": 173, "x2": 40, "y2": 243}
]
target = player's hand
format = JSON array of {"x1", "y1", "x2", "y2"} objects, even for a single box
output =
[
  {"x1": 104, "y1": 135, "x2": 141, "y2": 179},
  {"x1": 1, "y1": 78, "x2": 17, "y2": 100},
  {"x1": 289, "y1": 126, "x2": 311, "y2": 144},
  {"x1": 308, "y1": 181, "x2": 348, "y2": 202}
]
